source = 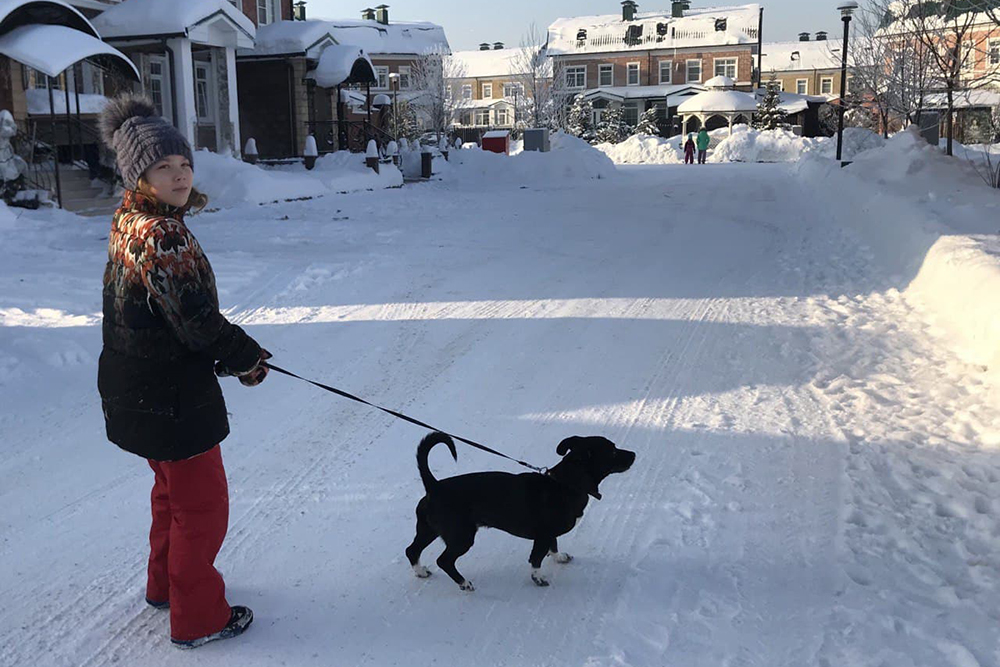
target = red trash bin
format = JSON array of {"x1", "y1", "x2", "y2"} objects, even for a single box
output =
[{"x1": 481, "y1": 130, "x2": 510, "y2": 155}]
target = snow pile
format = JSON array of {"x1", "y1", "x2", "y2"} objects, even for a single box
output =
[
  {"x1": 0, "y1": 201, "x2": 18, "y2": 231},
  {"x1": 709, "y1": 127, "x2": 884, "y2": 163},
  {"x1": 798, "y1": 127, "x2": 1000, "y2": 376},
  {"x1": 595, "y1": 134, "x2": 685, "y2": 165},
  {"x1": 444, "y1": 132, "x2": 616, "y2": 185},
  {"x1": 193, "y1": 150, "x2": 401, "y2": 209}
]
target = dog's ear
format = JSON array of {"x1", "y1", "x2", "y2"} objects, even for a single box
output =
[{"x1": 557, "y1": 436, "x2": 584, "y2": 456}]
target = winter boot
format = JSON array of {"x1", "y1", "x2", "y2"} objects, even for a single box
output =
[
  {"x1": 145, "y1": 597, "x2": 169, "y2": 610},
  {"x1": 171, "y1": 606, "x2": 253, "y2": 649}
]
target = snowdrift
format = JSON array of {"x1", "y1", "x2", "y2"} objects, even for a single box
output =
[
  {"x1": 193, "y1": 150, "x2": 402, "y2": 209},
  {"x1": 595, "y1": 134, "x2": 685, "y2": 165},
  {"x1": 798, "y1": 128, "x2": 1000, "y2": 377},
  {"x1": 443, "y1": 132, "x2": 616, "y2": 185}
]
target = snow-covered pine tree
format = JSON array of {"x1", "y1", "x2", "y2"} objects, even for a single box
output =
[
  {"x1": 566, "y1": 95, "x2": 595, "y2": 141},
  {"x1": 390, "y1": 101, "x2": 422, "y2": 142},
  {"x1": 596, "y1": 104, "x2": 629, "y2": 144},
  {"x1": 753, "y1": 79, "x2": 785, "y2": 131},
  {"x1": 632, "y1": 107, "x2": 660, "y2": 137}
]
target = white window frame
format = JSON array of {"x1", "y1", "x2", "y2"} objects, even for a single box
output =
[
  {"x1": 686, "y1": 59, "x2": 702, "y2": 83},
  {"x1": 713, "y1": 57, "x2": 737, "y2": 79},
  {"x1": 194, "y1": 61, "x2": 214, "y2": 123},
  {"x1": 796, "y1": 78, "x2": 808, "y2": 94},
  {"x1": 502, "y1": 82, "x2": 523, "y2": 98},
  {"x1": 474, "y1": 108, "x2": 490, "y2": 126},
  {"x1": 598, "y1": 63, "x2": 614, "y2": 87},
  {"x1": 658, "y1": 60, "x2": 672, "y2": 84},
  {"x1": 990, "y1": 38, "x2": 1000, "y2": 66},
  {"x1": 482, "y1": 82, "x2": 493, "y2": 99},
  {"x1": 147, "y1": 54, "x2": 172, "y2": 123},
  {"x1": 566, "y1": 65, "x2": 587, "y2": 89},
  {"x1": 820, "y1": 77, "x2": 833, "y2": 95},
  {"x1": 622, "y1": 100, "x2": 639, "y2": 126},
  {"x1": 626, "y1": 62, "x2": 640, "y2": 86},
  {"x1": 374, "y1": 65, "x2": 389, "y2": 90},
  {"x1": 495, "y1": 106, "x2": 509, "y2": 126},
  {"x1": 397, "y1": 65, "x2": 412, "y2": 90},
  {"x1": 461, "y1": 84, "x2": 472, "y2": 100},
  {"x1": 257, "y1": 0, "x2": 277, "y2": 26}
]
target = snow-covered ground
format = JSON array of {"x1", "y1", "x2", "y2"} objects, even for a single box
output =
[{"x1": 1, "y1": 151, "x2": 999, "y2": 667}]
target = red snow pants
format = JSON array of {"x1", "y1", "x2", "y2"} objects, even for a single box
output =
[{"x1": 146, "y1": 445, "x2": 232, "y2": 641}]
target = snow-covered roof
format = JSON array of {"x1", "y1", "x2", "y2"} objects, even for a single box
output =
[
  {"x1": 924, "y1": 89, "x2": 1000, "y2": 110},
  {"x1": 93, "y1": 0, "x2": 255, "y2": 47},
  {"x1": 0, "y1": 0, "x2": 97, "y2": 38},
  {"x1": 241, "y1": 19, "x2": 337, "y2": 59},
  {"x1": 770, "y1": 90, "x2": 828, "y2": 115},
  {"x1": 678, "y1": 89, "x2": 757, "y2": 114},
  {"x1": 0, "y1": 23, "x2": 138, "y2": 78},
  {"x1": 705, "y1": 75, "x2": 735, "y2": 89},
  {"x1": 581, "y1": 83, "x2": 703, "y2": 102},
  {"x1": 306, "y1": 44, "x2": 376, "y2": 88},
  {"x1": 456, "y1": 98, "x2": 514, "y2": 110},
  {"x1": 547, "y1": 4, "x2": 761, "y2": 56},
  {"x1": 483, "y1": 130, "x2": 510, "y2": 138},
  {"x1": 448, "y1": 47, "x2": 551, "y2": 79},
  {"x1": 315, "y1": 17, "x2": 449, "y2": 56},
  {"x1": 760, "y1": 40, "x2": 841, "y2": 73}
]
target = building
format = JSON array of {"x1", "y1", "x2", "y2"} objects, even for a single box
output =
[
  {"x1": 760, "y1": 33, "x2": 844, "y2": 99},
  {"x1": 447, "y1": 43, "x2": 549, "y2": 136},
  {"x1": 546, "y1": 1, "x2": 761, "y2": 132}
]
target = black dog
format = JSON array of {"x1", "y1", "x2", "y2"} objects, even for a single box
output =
[{"x1": 405, "y1": 432, "x2": 636, "y2": 591}]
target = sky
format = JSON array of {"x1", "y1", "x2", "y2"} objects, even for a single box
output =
[{"x1": 305, "y1": 0, "x2": 843, "y2": 52}]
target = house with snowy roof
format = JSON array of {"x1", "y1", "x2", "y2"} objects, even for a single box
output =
[
  {"x1": 236, "y1": 4, "x2": 449, "y2": 158},
  {"x1": 760, "y1": 33, "x2": 845, "y2": 100},
  {"x1": 546, "y1": 1, "x2": 761, "y2": 133},
  {"x1": 446, "y1": 43, "x2": 551, "y2": 137}
]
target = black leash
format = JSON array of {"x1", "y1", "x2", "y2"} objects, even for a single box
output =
[{"x1": 262, "y1": 362, "x2": 549, "y2": 475}]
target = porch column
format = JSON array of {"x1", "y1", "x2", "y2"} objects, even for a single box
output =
[
  {"x1": 166, "y1": 36, "x2": 196, "y2": 146},
  {"x1": 728, "y1": 115, "x2": 734, "y2": 135},
  {"x1": 225, "y1": 47, "x2": 241, "y2": 157}
]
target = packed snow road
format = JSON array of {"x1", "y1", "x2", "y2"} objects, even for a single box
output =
[{"x1": 1, "y1": 164, "x2": 998, "y2": 667}]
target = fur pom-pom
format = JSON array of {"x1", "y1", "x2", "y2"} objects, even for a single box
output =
[{"x1": 99, "y1": 94, "x2": 157, "y2": 148}]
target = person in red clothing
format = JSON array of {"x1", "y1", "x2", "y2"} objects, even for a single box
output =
[
  {"x1": 683, "y1": 133, "x2": 696, "y2": 165},
  {"x1": 98, "y1": 95, "x2": 269, "y2": 649}
]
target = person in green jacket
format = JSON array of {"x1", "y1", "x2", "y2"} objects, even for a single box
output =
[{"x1": 696, "y1": 128, "x2": 711, "y2": 164}]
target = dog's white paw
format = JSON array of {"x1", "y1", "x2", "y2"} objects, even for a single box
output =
[
  {"x1": 412, "y1": 564, "x2": 431, "y2": 578},
  {"x1": 531, "y1": 570, "x2": 550, "y2": 587},
  {"x1": 459, "y1": 580, "x2": 475, "y2": 592},
  {"x1": 552, "y1": 552, "x2": 573, "y2": 564}
]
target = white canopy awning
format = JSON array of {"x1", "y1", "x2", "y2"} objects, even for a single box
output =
[
  {"x1": 0, "y1": 23, "x2": 138, "y2": 79},
  {"x1": 307, "y1": 44, "x2": 376, "y2": 88},
  {"x1": 678, "y1": 89, "x2": 757, "y2": 114},
  {"x1": 0, "y1": 0, "x2": 97, "y2": 39}
]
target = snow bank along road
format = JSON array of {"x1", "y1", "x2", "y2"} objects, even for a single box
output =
[{"x1": 1, "y1": 164, "x2": 998, "y2": 667}]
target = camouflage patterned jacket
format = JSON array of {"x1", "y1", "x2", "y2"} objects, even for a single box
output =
[{"x1": 98, "y1": 190, "x2": 261, "y2": 461}]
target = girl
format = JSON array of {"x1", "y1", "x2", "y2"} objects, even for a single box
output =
[{"x1": 98, "y1": 95, "x2": 269, "y2": 649}]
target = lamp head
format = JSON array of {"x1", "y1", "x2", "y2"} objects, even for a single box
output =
[{"x1": 838, "y1": 0, "x2": 859, "y2": 18}]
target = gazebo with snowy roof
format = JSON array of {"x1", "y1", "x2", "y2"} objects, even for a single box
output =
[{"x1": 677, "y1": 75, "x2": 757, "y2": 135}]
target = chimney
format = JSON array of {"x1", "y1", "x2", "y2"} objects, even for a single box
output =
[
  {"x1": 493, "y1": 41, "x2": 504, "y2": 50},
  {"x1": 815, "y1": 31, "x2": 828, "y2": 40},
  {"x1": 622, "y1": 0, "x2": 638, "y2": 21},
  {"x1": 361, "y1": 7, "x2": 375, "y2": 20},
  {"x1": 672, "y1": 1, "x2": 690, "y2": 19},
  {"x1": 479, "y1": 42, "x2": 491, "y2": 50},
  {"x1": 375, "y1": 4, "x2": 389, "y2": 24},
  {"x1": 293, "y1": 1, "x2": 306, "y2": 21},
  {"x1": 799, "y1": 32, "x2": 811, "y2": 41}
]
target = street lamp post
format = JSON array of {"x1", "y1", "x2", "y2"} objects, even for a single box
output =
[
  {"x1": 835, "y1": 1, "x2": 859, "y2": 165},
  {"x1": 389, "y1": 72, "x2": 400, "y2": 141}
]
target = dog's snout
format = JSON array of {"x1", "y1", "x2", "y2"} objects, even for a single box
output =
[{"x1": 616, "y1": 449, "x2": 636, "y2": 471}]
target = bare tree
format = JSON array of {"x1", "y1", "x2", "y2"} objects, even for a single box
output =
[
  {"x1": 508, "y1": 23, "x2": 554, "y2": 129},
  {"x1": 409, "y1": 47, "x2": 466, "y2": 144}
]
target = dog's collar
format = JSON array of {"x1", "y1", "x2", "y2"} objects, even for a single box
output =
[{"x1": 546, "y1": 467, "x2": 601, "y2": 501}]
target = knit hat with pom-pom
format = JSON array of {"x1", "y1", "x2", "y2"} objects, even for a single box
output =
[{"x1": 99, "y1": 94, "x2": 193, "y2": 190}]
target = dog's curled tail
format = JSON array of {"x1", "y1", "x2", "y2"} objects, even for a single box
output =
[{"x1": 417, "y1": 431, "x2": 457, "y2": 492}]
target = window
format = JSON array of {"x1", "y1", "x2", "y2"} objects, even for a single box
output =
[
  {"x1": 374, "y1": 66, "x2": 389, "y2": 89},
  {"x1": 796, "y1": 79, "x2": 808, "y2": 94},
  {"x1": 474, "y1": 109, "x2": 490, "y2": 126},
  {"x1": 962, "y1": 40, "x2": 976, "y2": 70},
  {"x1": 194, "y1": 62, "x2": 213, "y2": 122},
  {"x1": 459, "y1": 110, "x2": 472, "y2": 125},
  {"x1": 502, "y1": 82, "x2": 523, "y2": 98},
  {"x1": 496, "y1": 107, "x2": 509, "y2": 126},
  {"x1": 686, "y1": 59, "x2": 701, "y2": 83},
  {"x1": 599, "y1": 64, "x2": 613, "y2": 87},
  {"x1": 148, "y1": 56, "x2": 170, "y2": 121},
  {"x1": 714, "y1": 58, "x2": 737, "y2": 79},
  {"x1": 991, "y1": 39, "x2": 1000, "y2": 66},
  {"x1": 398, "y1": 66, "x2": 411, "y2": 89},
  {"x1": 256, "y1": 0, "x2": 274, "y2": 26},
  {"x1": 462, "y1": 84, "x2": 472, "y2": 100},
  {"x1": 627, "y1": 62, "x2": 640, "y2": 86},
  {"x1": 658, "y1": 60, "x2": 672, "y2": 84},
  {"x1": 566, "y1": 65, "x2": 586, "y2": 89},
  {"x1": 821, "y1": 77, "x2": 833, "y2": 95},
  {"x1": 622, "y1": 101, "x2": 639, "y2": 126},
  {"x1": 482, "y1": 82, "x2": 492, "y2": 98},
  {"x1": 23, "y1": 67, "x2": 63, "y2": 90}
]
